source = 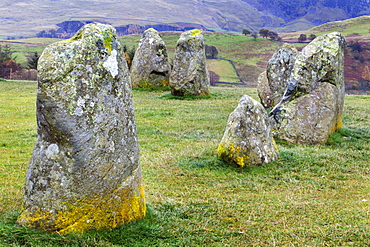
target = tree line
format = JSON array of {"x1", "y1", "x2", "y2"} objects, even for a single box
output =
[
  {"x1": 0, "y1": 44, "x2": 40, "y2": 80},
  {"x1": 242, "y1": 29, "x2": 319, "y2": 43},
  {"x1": 242, "y1": 28, "x2": 281, "y2": 41}
]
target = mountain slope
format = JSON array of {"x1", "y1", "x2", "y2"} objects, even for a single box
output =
[{"x1": 0, "y1": 0, "x2": 369, "y2": 37}]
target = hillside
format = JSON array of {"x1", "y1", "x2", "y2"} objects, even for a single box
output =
[
  {"x1": 1, "y1": 0, "x2": 369, "y2": 38},
  {"x1": 1, "y1": 16, "x2": 369, "y2": 93}
]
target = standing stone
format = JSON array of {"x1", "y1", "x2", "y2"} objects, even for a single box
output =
[
  {"x1": 169, "y1": 29, "x2": 210, "y2": 96},
  {"x1": 257, "y1": 43, "x2": 297, "y2": 109},
  {"x1": 256, "y1": 71, "x2": 272, "y2": 108},
  {"x1": 270, "y1": 32, "x2": 346, "y2": 145},
  {"x1": 17, "y1": 23, "x2": 146, "y2": 233},
  {"x1": 218, "y1": 95, "x2": 279, "y2": 167},
  {"x1": 130, "y1": 28, "x2": 171, "y2": 88}
]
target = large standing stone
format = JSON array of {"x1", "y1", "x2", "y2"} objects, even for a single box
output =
[
  {"x1": 130, "y1": 28, "x2": 171, "y2": 88},
  {"x1": 257, "y1": 43, "x2": 297, "y2": 109},
  {"x1": 270, "y1": 32, "x2": 346, "y2": 145},
  {"x1": 218, "y1": 95, "x2": 279, "y2": 167},
  {"x1": 169, "y1": 29, "x2": 210, "y2": 96},
  {"x1": 17, "y1": 23, "x2": 146, "y2": 233}
]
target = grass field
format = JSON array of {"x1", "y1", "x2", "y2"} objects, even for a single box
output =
[{"x1": 0, "y1": 80, "x2": 369, "y2": 246}]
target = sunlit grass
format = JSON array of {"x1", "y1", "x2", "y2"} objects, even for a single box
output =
[{"x1": 0, "y1": 81, "x2": 369, "y2": 246}]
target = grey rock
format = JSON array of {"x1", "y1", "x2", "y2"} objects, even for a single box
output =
[
  {"x1": 270, "y1": 32, "x2": 346, "y2": 145},
  {"x1": 218, "y1": 95, "x2": 279, "y2": 167},
  {"x1": 257, "y1": 43, "x2": 297, "y2": 109},
  {"x1": 130, "y1": 28, "x2": 171, "y2": 88},
  {"x1": 169, "y1": 29, "x2": 210, "y2": 96},
  {"x1": 17, "y1": 23, "x2": 146, "y2": 233}
]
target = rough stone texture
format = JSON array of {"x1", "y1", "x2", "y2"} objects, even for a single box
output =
[
  {"x1": 256, "y1": 71, "x2": 271, "y2": 108},
  {"x1": 17, "y1": 23, "x2": 146, "y2": 233},
  {"x1": 257, "y1": 43, "x2": 297, "y2": 109},
  {"x1": 218, "y1": 95, "x2": 279, "y2": 167},
  {"x1": 130, "y1": 28, "x2": 171, "y2": 88},
  {"x1": 270, "y1": 32, "x2": 346, "y2": 145},
  {"x1": 169, "y1": 29, "x2": 210, "y2": 96}
]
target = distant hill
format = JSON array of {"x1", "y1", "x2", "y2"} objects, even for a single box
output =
[{"x1": 0, "y1": 0, "x2": 369, "y2": 38}]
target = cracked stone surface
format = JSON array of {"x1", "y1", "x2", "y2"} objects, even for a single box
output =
[
  {"x1": 169, "y1": 29, "x2": 210, "y2": 96},
  {"x1": 269, "y1": 32, "x2": 346, "y2": 145},
  {"x1": 130, "y1": 28, "x2": 171, "y2": 88},
  {"x1": 17, "y1": 23, "x2": 146, "y2": 233}
]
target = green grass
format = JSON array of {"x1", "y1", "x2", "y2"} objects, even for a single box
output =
[
  {"x1": 207, "y1": 59, "x2": 240, "y2": 83},
  {"x1": 308, "y1": 16, "x2": 370, "y2": 37},
  {"x1": 0, "y1": 80, "x2": 369, "y2": 246}
]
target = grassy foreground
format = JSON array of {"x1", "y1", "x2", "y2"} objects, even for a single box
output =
[{"x1": 0, "y1": 80, "x2": 369, "y2": 246}]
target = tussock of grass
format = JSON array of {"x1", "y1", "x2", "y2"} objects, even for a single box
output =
[{"x1": 1, "y1": 81, "x2": 369, "y2": 246}]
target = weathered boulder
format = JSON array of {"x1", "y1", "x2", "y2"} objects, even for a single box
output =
[
  {"x1": 258, "y1": 43, "x2": 297, "y2": 109},
  {"x1": 218, "y1": 95, "x2": 279, "y2": 167},
  {"x1": 169, "y1": 29, "x2": 210, "y2": 96},
  {"x1": 130, "y1": 28, "x2": 171, "y2": 88},
  {"x1": 17, "y1": 23, "x2": 146, "y2": 233},
  {"x1": 270, "y1": 32, "x2": 346, "y2": 145}
]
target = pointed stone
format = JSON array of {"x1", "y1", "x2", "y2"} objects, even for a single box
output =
[
  {"x1": 218, "y1": 95, "x2": 279, "y2": 167},
  {"x1": 270, "y1": 32, "x2": 346, "y2": 145},
  {"x1": 17, "y1": 23, "x2": 146, "y2": 233},
  {"x1": 130, "y1": 28, "x2": 171, "y2": 88},
  {"x1": 257, "y1": 44, "x2": 297, "y2": 109},
  {"x1": 169, "y1": 29, "x2": 210, "y2": 96}
]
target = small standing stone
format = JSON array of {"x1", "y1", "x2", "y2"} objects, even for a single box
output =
[
  {"x1": 218, "y1": 95, "x2": 279, "y2": 167},
  {"x1": 169, "y1": 29, "x2": 210, "y2": 96},
  {"x1": 130, "y1": 28, "x2": 171, "y2": 88},
  {"x1": 17, "y1": 23, "x2": 146, "y2": 233},
  {"x1": 270, "y1": 32, "x2": 346, "y2": 145},
  {"x1": 257, "y1": 43, "x2": 297, "y2": 109}
]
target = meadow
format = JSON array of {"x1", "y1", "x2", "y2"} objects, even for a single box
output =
[{"x1": 0, "y1": 80, "x2": 369, "y2": 246}]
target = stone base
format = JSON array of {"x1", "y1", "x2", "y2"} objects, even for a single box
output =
[{"x1": 17, "y1": 168, "x2": 146, "y2": 234}]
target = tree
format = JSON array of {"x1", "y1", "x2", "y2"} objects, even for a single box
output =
[
  {"x1": 26, "y1": 52, "x2": 40, "y2": 70},
  {"x1": 242, "y1": 29, "x2": 251, "y2": 36},
  {"x1": 259, "y1": 29, "x2": 269, "y2": 38},
  {"x1": 123, "y1": 45, "x2": 136, "y2": 69},
  {"x1": 0, "y1": 44, "x2": 15, "y2": 63},
  {"x1": 267, "y1": 30, "x2": 279, "y2": 40},
  {"x1": 298, "y1": 34, "x2": 307, "y2": 43},
  {"x1": 205, "y1": 45, "x2": 218, "y2": 59},
  {"x1": 308, "y1": 34, "x2": 316, "y2": 41},
  {"x1": 209, "y1": 70, "x2": 220, "y2": 85},
  {"x1": 0, "y1": 59, "x2": 21, "y2": 79},
  {"x1": 0, "y1": 45, "x2": 19, "y2": 79},
  {"x1": 349, "y1": 41, "x2": 363, "y2": 53}
]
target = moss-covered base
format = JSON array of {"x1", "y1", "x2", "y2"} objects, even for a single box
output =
[{"x1": 17, "y1": 169, "x2": 146, "y2": 234}]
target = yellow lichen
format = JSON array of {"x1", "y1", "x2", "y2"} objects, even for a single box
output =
[
  {"x1": 190, "y1": 29, "x2": 202, "y2": 37},
  {"x1": 218, "y1": 143, "x2": 249, "y2": 168},
  {"x1": 272, "y1": 138, "x2": 279, "y2": 153},
  {"x1": 330, "y1": 112, "x2": 343, "y2": 134},
  {"x1": 56, "y1": 184, "x2": 146, "y2": 234},
  {"x1": 17, "y1": 170, "x2": 146, "y2": 234}
]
